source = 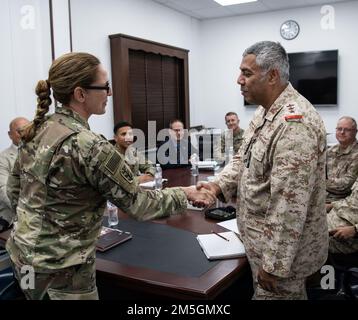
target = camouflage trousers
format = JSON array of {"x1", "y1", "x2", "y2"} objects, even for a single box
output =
[
  {"x1": 327, "y1": 211, "x2": 358, "y2": 254},
  {"x1": 11, "y1": 261, "x2": 98, "y2": 300},
  {"x1": 248, "y1": 254, "x2": 307, "y2": 300},
  {"x1": 240, "y1": 220, "x2": 308, "y2": 300}
]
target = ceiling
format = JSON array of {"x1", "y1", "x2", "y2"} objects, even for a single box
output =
[{"x1": 152, "y1": 0, "x2": 353, "y2": 20}]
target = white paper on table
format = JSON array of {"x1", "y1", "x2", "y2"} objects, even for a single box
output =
[
  {"x1": 217, "y1": 218, "x2": 239, "y2": 234},
  {"x1": 197, "y1": 231, "x2": 245, "y2": 260},
  {"x1": 198, "y1": 160, "x2": 217, "y2": 168}
]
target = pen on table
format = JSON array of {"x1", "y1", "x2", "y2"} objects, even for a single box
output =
[{"x1": 211, "y1": 230, "x2": 229, "y2": 241}]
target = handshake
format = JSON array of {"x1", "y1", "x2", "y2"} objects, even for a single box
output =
[{"x1": 181, "y1": 182, "x2": 222, "y2": 208}]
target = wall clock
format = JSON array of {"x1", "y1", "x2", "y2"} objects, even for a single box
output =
[{"x1": 280, "y1": 20, "x2": 300, "y2": 40}]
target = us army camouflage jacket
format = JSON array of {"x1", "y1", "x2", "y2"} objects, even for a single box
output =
[
  {"x1": 6, "y1": 107, "x2": 187, "y2": 271},
  {"x1": 119, "y1": 146, "x2": 156, "y2": 177},
  {"x1": 213, "y1": 128, "x2": 245, "y2": 162},
  {"x1": 214, "y1": 83, "x2": 328, "y2": 278},
  {"x1": 326, "y1": 140, "x2": 358, "y2": 202}
]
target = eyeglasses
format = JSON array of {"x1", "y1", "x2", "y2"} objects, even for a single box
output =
[
  {"x1": 83, "y1": 83, "x2": 111, "y2": 94},
  {"x1": 335, "y1": 127, "x2": 356, "y2": 133}
]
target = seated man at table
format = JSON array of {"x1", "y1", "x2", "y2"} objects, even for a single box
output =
[
  {"x1": 326, "y1": 116, "x2": 358, "y2": 203},
  {"x1": 113, "y1": 121, "x2": 155, "y2": 183},
  {"x1": 213, "y1": 111, "x2": 245, "y2": 162},
  {"x1": 327, "y1": 178, "x2": 358, "y2": 254},
  {"x1": 157, "y1": 119, "x2": 197, "y2": 169}
]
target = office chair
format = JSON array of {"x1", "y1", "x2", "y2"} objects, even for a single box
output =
[
  {"x1": 306, "y1": 251, "x2": 358, "y2": 300},
  {"x1": 0, "y1": 249, "x2": 13, "y2": 299},
  {"x1": 0, "y1": 249, "x2": 25, "y2": 300},
  {"x1": 328, "y1": 252, "x2": 358, "y2": 300}
]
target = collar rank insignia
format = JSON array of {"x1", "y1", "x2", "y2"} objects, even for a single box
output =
[{"x1": 284, "y1": 103, "x2": 303, "y2": 122}]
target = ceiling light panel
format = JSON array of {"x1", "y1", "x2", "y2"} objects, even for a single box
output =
[{"x1": 213, "y1": 0, "x2": 257, "y2": 6}]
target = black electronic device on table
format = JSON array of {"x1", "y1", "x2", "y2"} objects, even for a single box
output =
[{"x1": 205, "y1": 206, "x2": 236, "y2": 221}]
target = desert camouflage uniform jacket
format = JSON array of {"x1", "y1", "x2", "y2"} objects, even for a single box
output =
[
  {"x1": 326, "y1": 140, "x2": 358, "y2": 202},
  {"x1": 328, "y1": 179, "x2": 358, "y2": 254},
  {"x1": 214, "y1": 83, "x2": 328, "y2": 278},
  {"x1": 6, "y1": 107, "x2": 187, "y2": 272}
]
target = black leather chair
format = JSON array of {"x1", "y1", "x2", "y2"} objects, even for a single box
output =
[
  {"x1": 306, "y1": 251, "x2": 358, "y2": 300},
  {"x1": 328, "y1": 252, "x2": 358, "y2": 300},
  {"x1": 0, "y1": 249, "x2": 25, "y2": 300},
  {"x1": 0, "y1": 249, "x2": 13, "y2": 299}
]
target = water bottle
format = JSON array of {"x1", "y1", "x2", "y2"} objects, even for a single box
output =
[
  {"x1": 107, "y1": 201, "x2": 119, "y2": 228},
  {"x1": 214, "y1": 163, "x2": 220, "y2": 176},
  {"x1": 154, "y1": 164, "x2": 162, "y2": 190},
  {"x1": 190, "y1": 153, "x2": 199, "y2": 177},
  {"x1": 226, "y1": 146, "x2": 234, "y2": 164},
  {"x1": 229, "y1": 146, "x2": 234, "y2": 161}
]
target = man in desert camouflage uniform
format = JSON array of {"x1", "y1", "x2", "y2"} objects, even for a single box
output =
[
  {"x1": 197, "y1": 41, "x2": 328, "y2": 299},
  {"x1": 5, "y1": 52, "x2": 214, "y2": 300},
  {"x1": 326, "y1": 116, "x2": 358, "y2": 203},
  {"x1": 328, "y1": 179, "x2": 358, "y2": 254},
  {"x1": 213, "y1": 112, "x2": 245, "y2": 162}
]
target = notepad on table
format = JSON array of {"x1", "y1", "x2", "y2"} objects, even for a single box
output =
[
  {"x1": 196, "y1": 231, "x2": 245, "y2": 260},
  {"x1": 96, "y1": 227, "x2": 132, "y2": 252}
]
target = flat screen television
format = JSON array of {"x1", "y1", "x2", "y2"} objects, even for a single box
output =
[{"x1": 244, "y1": 49, "x2": 338, "y2": 106}]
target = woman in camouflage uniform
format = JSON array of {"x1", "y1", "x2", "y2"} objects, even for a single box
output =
[{"x1": 6, "y1": 52, "x2": 214, "y2": 300}]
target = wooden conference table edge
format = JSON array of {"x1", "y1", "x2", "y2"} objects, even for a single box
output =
[{"x1": 0, "y1": 167, "x2": 248, "y2": 300}]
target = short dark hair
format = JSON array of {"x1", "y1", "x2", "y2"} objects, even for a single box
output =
[
  {"x1": 169, "y1": 119, "x2": 184, "y2": 129},
  {"x1": 225, "y1": 112, "x2": 238, "y2": 119},
  {"x1": 113, "y1": 121, "x2": 132, "y2": 134}
]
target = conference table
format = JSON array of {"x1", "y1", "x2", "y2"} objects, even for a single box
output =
[
  {"x1": 96, "y1": 167, "x2": 248, "y2": 300},
  {"x1": 0, "y1": 167, "x2": 248, "y2": 300}
]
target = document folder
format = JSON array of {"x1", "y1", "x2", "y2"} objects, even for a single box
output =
[{"x1": 96, "y1": 227, "x2": 132, "y2": 252}]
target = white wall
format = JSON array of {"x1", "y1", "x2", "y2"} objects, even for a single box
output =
[
  {"x1": 52, "y1": 0, "x2": 71, "y2": 57},
  {"x1": 0, "y1": 0, "x2": 52, "y2": 150},
  {"x1": 198, "y1": 1, "x2": 358, "y2": 141},
  {"x1": 2, "y1": 0, "x2": 358, "y2": 150},
  {"x1": 70, "y1": 0, "x2": 201, "y2": 139}
]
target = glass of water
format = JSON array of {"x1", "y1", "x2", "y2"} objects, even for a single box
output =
[
  {"x1": 107, "y1": 201, "x2": 118, "y2": 228},
  {"x1": 190, "y1": 153, "x2": 199, "y2": 177}
]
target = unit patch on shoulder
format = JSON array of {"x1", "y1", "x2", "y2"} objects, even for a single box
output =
[
  {"x1": 120, "y1": 163, "x2": 134, "y2": 184},
  {"x1": 99, "y1": 148, "x2": 136, "y2": 194}
]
